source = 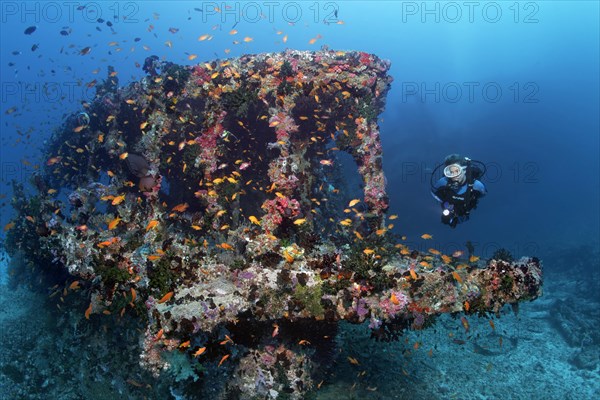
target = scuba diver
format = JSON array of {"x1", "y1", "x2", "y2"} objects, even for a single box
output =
[{"x1": 430, "y1": 154, "x2": 487, "y2": 228}]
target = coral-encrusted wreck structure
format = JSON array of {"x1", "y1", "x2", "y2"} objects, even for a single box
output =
[{"x1": 4, "y1": 50, "x2": 542, "y2": 398}]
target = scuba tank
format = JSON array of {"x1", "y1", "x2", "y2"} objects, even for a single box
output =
[{"x1": 463, "y1": 158, "x2": 474, "y2": 215}]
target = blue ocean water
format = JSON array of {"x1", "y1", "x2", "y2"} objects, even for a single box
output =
[
  {"x1": 1, "y1": 1, "x2": 598, "y2": 256},
  {"x1": 0, "y1": 250, "x2": 6, "y2": 285},
  {"x1": 0, "y1": 1, "x2": 598, "y2": 399}
]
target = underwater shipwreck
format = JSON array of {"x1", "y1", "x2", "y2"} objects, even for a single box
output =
[{"x1": 4, "y1": 49, "x2": 542, "y2": 398}]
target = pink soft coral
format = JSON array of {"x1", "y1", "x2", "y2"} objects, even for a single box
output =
[
  {"x1": 260, "y1": 196, "x2": 301, "y2": 232},
  {"x1": 379, "y1": 291, "x2": 408, "y2": 317},
  {"x1": 268, "y1": 111, "x2": 298, "y2": 137}
]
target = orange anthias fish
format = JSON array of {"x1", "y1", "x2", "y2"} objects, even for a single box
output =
[
  {"x1": 97, "y1": 237, "x2": 119, "y2": 248},
  {"x1": 340, "y1": 219, "x2": 352, "y2": 227},
  {"x1": 218, "y1": 354, "x2": 230, "y2": 367},
  {"x1": 84, "y1": 302, "x2": 93, "y2": 319},
  {"x1": 220, "y1": 335, "x2": 233, "y2": 345},
  {"x1": 220, "y1": 243, "x2": 234, "y2": 250},
  {"x1": 347, "y1": 356, "x2": 360, "y2": 365},
  {"x1": 409, "y1": 268, "x2": 418, "y2": 280},
  {"x1": 193, "y1": 347, "x2": 206, "y2": 357},
  {"x1": 157, "y1": 291, "x2": 174, "y2": 304},
  {"x1": 46, "y1": 156, "x2": 62, "y2": 166},
  {"x1": 172, "y1": 203, "x2": 189, "y2": 212},
  {"x1": 348, "y1": 199, "x2": 360, "y2": 207},
  {"x1": 108, "y1": 216, "x2": 121, "y2": 230},
  {"x1": 452, "y1": 271, "x2": 463, "y2": 283},
  {"x1": 111, "y1": 194, "x2": 126, "y2": 205},
  {"x1": 146, "y1": 220, "x2": 159, "y2": 231},
  {"x1": 460, "y1": 316, "x2": 470, "y2": 333}
]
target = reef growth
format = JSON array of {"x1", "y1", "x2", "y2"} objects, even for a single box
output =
[{"x1": 4, "y1": 50, "x2": 542, "y2": 398}]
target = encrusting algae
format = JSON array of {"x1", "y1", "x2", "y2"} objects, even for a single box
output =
[{"x1": 3, "y1": 49, "x2": 542, "y2": 398}]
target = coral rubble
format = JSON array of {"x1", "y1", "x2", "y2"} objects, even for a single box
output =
[{"x1": 4, "y1": 50, "x2": 542, "y2": 398}]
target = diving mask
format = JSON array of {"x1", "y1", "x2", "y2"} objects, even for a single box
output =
[{"x1": 443, "y1": 163, "x2": 466, "y2": 180}]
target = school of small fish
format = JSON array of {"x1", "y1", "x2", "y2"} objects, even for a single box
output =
[{"x1": 0, "y1": 12, "x2": 545, "y2": 398}]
